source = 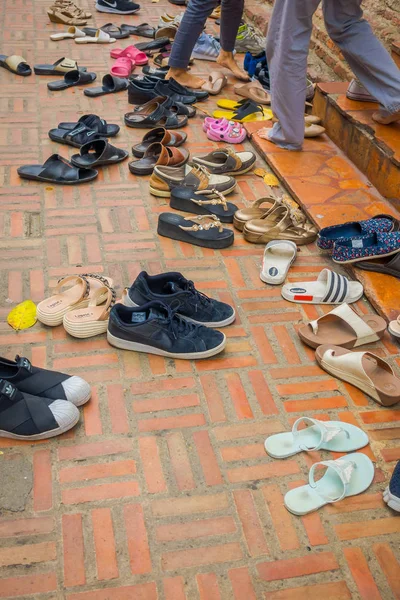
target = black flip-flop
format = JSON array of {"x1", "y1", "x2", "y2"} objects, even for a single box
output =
[
  {"x1": 18, "y1": 154, "x2": 98, "y2": 185},
  {"x1": 355, "y1": 251, "x2": 400, "y2": 280},
  {"x1": 121, "y1": 23, "x2": 155, "y2": 38},
  {"x1": 71, "y1": 139, "x2": 128, "y2": 168},
  {"x1": 124, "y1": 103, "x2": 187, "y2": 130},
  {"x1": 57, "y1": 114, "x2": 120, "y2": 137},
  {"x1": 142, "y1": 65, "x2": 169, "y2": 78},
  {"x1": 47, "y1": 70, "x2": 96, "y2": 91},
  {"x1": 170, "y1": 187, "x2": 237, "y2": 223},
  {"x1": 0, "y1": 54, "x2": 31, "y2": 76},
  {"x1": 84, "y1": 74, "x2": 128, "y2": 97},
  {"x1": 48, "y1": 125, "x2": 104, "y2": 148},
  {"x1": 34, "y1": 57, "x2": 86, "y2": 76},
  {"x1": 83, "y1": 23, "x2": 129, "y2": 39},
  {"x1": 229, "y1": 100, "x2": 264, "y2": 121},
  {"x1": 135, "y1": 37, "x2": 170, "y2": 52},
  {"x1": 157, "y1": 213, "x2": 234, "y2": 249}
]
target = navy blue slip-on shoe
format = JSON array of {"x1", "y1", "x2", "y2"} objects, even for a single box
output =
[
  {"x1": 332, "y1": 231, "x2": 400, "y2": 264},
  {"x1": 383, "y1": 460, "x2": 400, "y2": 512},
  {"x1": 123, "y1": 271, "x2": 236, "y2": 327},
  {"x1": 0, "y1": 355, "x2": 91, "y2": 407},
  {"x1": 318, "y1": 214, "x2": 397, "y2": 251},
  {"x1": 107, "y1": 301, "x2": 226, "y2": 359}
]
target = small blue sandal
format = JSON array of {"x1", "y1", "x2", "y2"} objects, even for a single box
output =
[
  {"x1": 317, "y1": 214, "x2": 397, "y2": 251},
  {"x1": 333, "y1": 231, "x2": 400, "y2": 264}
]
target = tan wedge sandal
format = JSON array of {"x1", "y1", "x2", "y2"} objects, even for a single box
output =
[
  {"x1": 37, "y1": 274, "x2": 113, "y2": 327},
  {"x1": 63, "y1": 286, "x2": 116, "y2": 338}
]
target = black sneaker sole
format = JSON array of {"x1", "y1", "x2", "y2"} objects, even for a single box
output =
[{"x1": 107, "y1": 330, "x2": 226, "y2": 359}]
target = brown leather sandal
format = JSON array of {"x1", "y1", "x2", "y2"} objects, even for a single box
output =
[
  {"x1": 129, "y1": 143, "x2": 189, "y2": 175},
  {"x1": 132, "y1": 127, "x2": 187, "y2": 158}
]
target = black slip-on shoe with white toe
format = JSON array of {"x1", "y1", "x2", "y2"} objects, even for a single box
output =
[
  {"x1": 107, "y1": 301, "x2": 226, "y2": 359},
  {"x1": 124, "y1": 271, "x2": 236, "y2": 327},
  {"x1": 96, "y1": 0, "x2": 140, "y2": 14},
  {"x1": 0, "y1": 380, "x2": 80, "y2": 441},
  {"x1": 0, "y1": 355, "x2": 91, "y2": 407}
]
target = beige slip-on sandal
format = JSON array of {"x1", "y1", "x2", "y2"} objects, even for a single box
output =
[
  {"x1": 75, "y1": 30, "x2": 116, "y2": 43},
  {"x1": 63, "y1": 286, "x2": 116, "y2": 338},
  {"x1": 202, "y1": 72, "x2": 227, "y2": 96},
  {"x1": 388, "y1": 315, "x2": 400, "y2": 339},
  {"x1": 299, "y1": 303, "x2": 386, "y2": 349},
  {"x1": 315, "y1": 345, "x2": 400, "y2": 406},
  {"x1": 50, "y1": 26, "x2": 86, "y2": 41},
  {"x1": 233, "y1": 81, "x2": 271, "y2": 105},
  {"x1": 233, "y1": 196, "x2": 278, "y2": 231},
  {"x1": 37, "y1": 274, "x2": 113, "y2": 327}
]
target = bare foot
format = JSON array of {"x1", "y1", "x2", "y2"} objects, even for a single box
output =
[
  {"x1": 166, "y1": 67, "x2": 205, "y2": 89},
  {"x1": 216, "y1": 50, "x2": 249, "y2": 81}
]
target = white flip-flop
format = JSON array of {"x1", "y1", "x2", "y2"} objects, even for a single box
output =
[
  {"x1": 75, "y1": 30, "x2": 116, "y2": 44},
  {"x1": 264, "y1": 417, "x2": 369, "y2": 458},
  {"x1": 388, "y1": 315, "x2": 400, "y2": 339},
  {"x1": 50, "y1": 26, "x2": 86, "y2": 41},
  {"x1": 284, "y1": 453, "x2": 374, "y2": 515},
  {"x1": 281, "y1": 268, "x2": 363, "y2": 304},
  {"x1": 260, "y1": 240, "x2": 297, "y2": 285}
]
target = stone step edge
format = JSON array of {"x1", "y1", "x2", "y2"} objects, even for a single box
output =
[{"x1": 244, "y1": 124, "x2": 400, "y2": 323}]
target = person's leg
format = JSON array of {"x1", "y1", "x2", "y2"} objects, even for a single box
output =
[
  {"x1": 323, "y1": 0, "x2": 400, "y2": 123},
  {"x1": 216, "y1": 0, "x2": 248, "y2": 80},
  {"x1": 266, "y1": 0, "x2": 321, "y2": 149},
  {"x1": 167, "y1": 0, "x2": 217, "y2": 88}
]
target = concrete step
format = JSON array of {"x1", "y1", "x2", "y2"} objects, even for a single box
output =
[
  {"x1": 313, "y1": 82, "x2": 400, "y2": 205},
  {"x1": 244, "y1": 121, "x2": 400, "y2": 323}
]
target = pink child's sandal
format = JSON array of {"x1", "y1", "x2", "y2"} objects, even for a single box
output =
[
  {"x1": 110, "y1": 57, "x2": 134, "y2": 78},
  {"x1": 202, "y1": 117, "x2": 228, "y2": 132},
  {"x1": 110, "y1": 45, "x2": 148, "y2": 65},
  {"x1": 207, "y1": 120, "x2": 247, "y2": 144}
]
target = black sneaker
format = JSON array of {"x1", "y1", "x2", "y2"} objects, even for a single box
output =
[
  {"x1": 123, "y1": 271, "x2": 235, "y2": 327},
  {"x1": 0, "y1": 380, "x2": 79, "y2": 441},
  {"x1": 107, "y1": 302, "x2": 226, "y2": 359},
  {"x1": 0, "y1": 355, "x2": 91, "y2": 407},
  {"x1": 383, "y1": 460, "x2": 400, "y2": 512},
  {"x1": 96, "y1": 0, "x2": 140, "y2": 14}
]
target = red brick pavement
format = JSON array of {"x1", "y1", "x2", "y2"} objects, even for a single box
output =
[{"x1": 0, "y1": 1, "x2": 399, "y2": 598}]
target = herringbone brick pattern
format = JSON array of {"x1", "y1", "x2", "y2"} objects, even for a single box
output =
[{"x1": 0, "y1": 1, "x2": 399, "y2": 598}]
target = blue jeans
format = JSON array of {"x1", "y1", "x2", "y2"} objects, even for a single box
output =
[{"x1": 169, "y1": 0, "x2": 244, "y2": 69}]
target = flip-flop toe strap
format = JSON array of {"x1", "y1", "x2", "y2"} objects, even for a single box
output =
[
  {"x1": 309, "y1": 458, "x2": 356, "y2": 503},
  {"x1": 292, "y1": 417, "x2": 348, "y2": 452}
]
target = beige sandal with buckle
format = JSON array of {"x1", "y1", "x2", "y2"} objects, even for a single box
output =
[
  {"x1": 299, "y1": 303, "x2": 387, "y2": 349},
  {"x1": 37, "y1": 274, "x2": 113, "y2": 327},
  {"x1": 47, "y1": 7, "x2": 87, "y2": 25},
  {"x1": 315, "y1": 345, "x2": 400, "y2": 406},
  {"x1": 63, "y1": 286, "x2": 116, "y2": 338}
]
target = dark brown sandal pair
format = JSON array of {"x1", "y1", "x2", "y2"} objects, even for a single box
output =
[
  {"x1": 131, "y1": 127, "x2": 187, "y2": 158},
  {"x1": 129, "y1": 143, "x2": 189, "y2": 176}
]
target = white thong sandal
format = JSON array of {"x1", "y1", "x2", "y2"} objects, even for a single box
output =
[
  {"x1": 260, "y1": 240, "x2": 297, "y2": 285},
  {"x1": 37, "y1": 274, "x2": 113, "y2": 327},
  {"x1": 388, "y1": 315, "x2": 400, "y2": 339},
  {"x1": 265, "y1": 417, "x2": 369, "y2": 458},
  {"x1": 281, "y1": 268, "x2": 363, "y2": 304},
  {"x1": 284, "y1": 454, "x2": 374, "y2": 515},
  {"x1": 298, "y1": 303, "x2": 386, "y2": 349},
  {"x1": 315, "y1": 345, "x2": 400, "y2": 406},
  {"x1": 63, "y1": 286, "x2": 116, "y2": 338}
]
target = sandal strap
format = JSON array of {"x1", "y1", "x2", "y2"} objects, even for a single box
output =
[
  {"x1": 88, "y1": 286, "x2": 116, "y2": 319},
  {"x1": 309, "y1": 458, "x2": 357, "y2": 503},
  {"x1": 309, "y1": 303, "x2": 379, "y2": 346},
  {"x1": 318, "y1": 269, "x2": 350, "y2": 304},
  {"x1": 191, "y1": 189, "x2": 229, "y2": 211},
  {"x1": 179, "y1": 214, "x2": 223, "y2": 233},
  {"x1": 5, "y1": 55, "x2": 28, "y2": 70},
  {"x1": 55, "y1": 275, "x2": 90, "y2": 301},
  {"x1": 292, "y1": 417, "x2": 348, "y2": 452}
]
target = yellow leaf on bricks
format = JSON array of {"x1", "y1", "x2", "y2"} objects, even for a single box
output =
[
  {"x1": 7, "y1": 300, "x2": 37, "y2": 331},
  {"x1": 263, "y1": 174, "x2": 280, "y2": 187},
  {"x1": 253, "y1": 168, "x2": 268, "y2": 178}
]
